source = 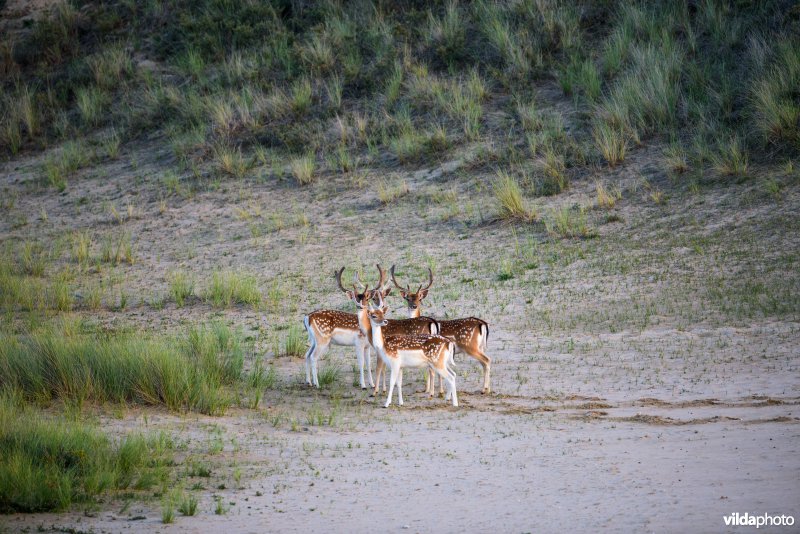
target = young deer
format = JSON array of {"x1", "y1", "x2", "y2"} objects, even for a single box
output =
[
  {"x1": 363, "y1": 265, "x2": 441, "y2": 396},
  {"x1": 302, "y1": 268, "x2": 372, "y2": 389},
  {"x1": 367, "y1": 294, "x2": 457, "y2": 408},
  {"x1": 390, "y1": 265, "x2": 492, "y2": 394}
]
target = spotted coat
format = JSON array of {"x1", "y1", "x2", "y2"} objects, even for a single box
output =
[
  {"x1": 381, "y1": 334, "x2": 452, "y2": 363},
  {"x1": 439, "y1": 317, "x2": 488, "y2": 351},
  {"x1": 307, "y1": 310, "x2": 360, "y2": 336}
]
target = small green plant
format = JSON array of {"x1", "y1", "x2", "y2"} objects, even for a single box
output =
[
  {"x1": 317, "y1": 363, "x2": 341, "y2": 387},
  {"x1": 76, "y1": 86, "x2": 109, "y2": 126},
  {"x1": 545, "y1": 206, "x2": 596, "y2": 239},
  {"x1": 101, "y1": 130, "x2": 121, "y2": 159},
  {"x1": 593, "y1": 122, "x2": 627, "y2": 167},
  {"x1": 206, "y1": 270, "x2": 261, "y2": 309},
  {"x1": 712, "y1": 135, "x2": 749, "y2": 177},
  {"x1": 494, "y1": 171, "x2": 533, "y2": 221},
  {"x1": 178, "y1": 494, "x2": 198, "y2": 516},
  {"x1": 290, "y1": 77, "x2": 313, "y2": 114},
  {"x1": 70, "y1": 231, "x2": 91, "y2": 265},
  {"x1": 275, "y1": 325, "x2": 306, "y2": 358},
  {"x1": 169, "y1": 270, "x2": 194, "y2": 307},
  {"x1": 161, "y1": 500, "x2": 175, "y2": 524},
  {"x1": 214, "y1": 496, "x2": 227, "y2": 515},
  {"x1": 214, "y1": 144, "x2": 248, "y2": 178},
  {"x1": 20, "y1": 241, "x2": 48, "y2": 276}
]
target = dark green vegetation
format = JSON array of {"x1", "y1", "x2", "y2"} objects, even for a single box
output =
[
  {"x1": 0, "y1": 319, "x2": 246, "y2": 414},
  {"x1": 0, "y1": 392, "x2": 174, "y2": 513},
  {"x1": 1, "y1": 1, "x2": 798, "y2": 187}
]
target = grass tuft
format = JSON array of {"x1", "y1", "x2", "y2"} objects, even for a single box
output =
[
  {"x1": 494, "y1": 171, "x2": 533, "y2": 221},
  {"x1": 206, "y1": 270, "x2": 261, "y2": 309},
  {"x1": 290, "y1": 154, "x2": 316, "y2": 185},
  {"x1": 545, "y1": 206, "x2": 596, "y2": 239}
]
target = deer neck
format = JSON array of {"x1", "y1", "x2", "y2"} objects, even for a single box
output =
[
  {"x1": 357, "y1": 306, "x2": 371, "y2": 336},
  {"x1": 408, "y1": 306, "x2": 421, "y2": 319},
  {"x1": 370, "y1": 321, "x2": 385, "y2": 353}
]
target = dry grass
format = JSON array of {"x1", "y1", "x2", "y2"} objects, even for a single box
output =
[{"x1": 494, "y1": 171, "x2": 533, "y2": 221}]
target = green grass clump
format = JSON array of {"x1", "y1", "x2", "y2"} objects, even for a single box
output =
[
  {"x1": 290, "y1": 154, "x2": 316, "y2": 185},
  {"x1": 712, "y1": 135, "x2": 749, "y2": 177},
  {"x1": 751, "y1": 39, "x2": 800, "y2": 150},
  {"x1": 593, "y1": 122, "x2": 627, "y2": 167},
  {"x1": 545, "y1": 206, "x2": 596, "y2": 239},
  {"x1": 317, "y1": 363, "x2": 341, "y2": 388},
  {"x1": 169, "y1": 270, "x2": 194, "y2": 307},
  {"x1": 76, "y1": 86, "x2": 110, "y2": 126},
  {"x1": 0, "y1": 394, "x2": 174, "y2": 513},
  {"x1": 274, "y1": 324, "x2": 306, "y2": 358},
  {"x1": 178, "y1": 493, "x2": 198, "y2": 516},
  {"x1": 0, "y1": 321, "x2": 246, "y2": 414},
  {"x1": 206, "y1": 270, "x2": 262, "y2": 309},
  {"x1": 494, "y1": 171, "x2": 533, "y2": 221},
  {"x1": 596, "y1": 42, "x2": 683, "y2": 141}
]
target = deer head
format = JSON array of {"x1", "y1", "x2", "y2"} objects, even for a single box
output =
[
  {"x1": 389, "y1": 264, "x2": 433, "y2": 313},
  {"x1": 335, "y1": 266, "x2": 374, "y2": 308},
  {"x1": 367, "y1": 291, "x2": 389, "y2": 326}
]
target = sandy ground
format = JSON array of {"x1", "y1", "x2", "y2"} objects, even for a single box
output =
[{"x1": 1, "y1": 91, "x2": 799, "y2": 533}]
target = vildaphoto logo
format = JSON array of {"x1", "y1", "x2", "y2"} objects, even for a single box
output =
[{"x1": 723, "y1": 513, "x2": 795, "y2": 528}]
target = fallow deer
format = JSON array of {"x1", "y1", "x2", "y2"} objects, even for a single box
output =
[
  {"x1": 338, "y1": 265, "x2": 440, "y2": 397},
  {"x1": 302, "y1": 268, "x2": 372, "y2": 389},
  {"x1": 367, "y1": 294, "x2": 457, "y2": 408},
  {"x1": 390, "y1": 265, "x2": 492, "y2": 394}
]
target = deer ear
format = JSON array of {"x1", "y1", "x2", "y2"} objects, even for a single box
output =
[
  {"x1": 381, "y1": 305, "x2": 389, "y2": 314},
  {"x1": 400, "y1": 290, "x2": 407, "y2": 299},
  {"x1": 382, "y1": 287, "x2": 392, "y2": 297},
  {"x1": 419, "y1": 288, "x2": 429, "y2": 300},
  {"x1": 346, "y1": 290, "x2": 355, "y2": 302}
]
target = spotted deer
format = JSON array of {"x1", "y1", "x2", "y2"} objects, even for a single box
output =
[
  {"x1": 302, "y1": 268, "x2": 372, "y2": 389},
  {"x1": 339, "y1": 265, "x2": 440, "y2": 397},
  {"x1": 390, "y1": 265, "x2": 491, "y2": 394},
  {"x1": 367, "y1": 293, "x2": 457, "y2": 407}
]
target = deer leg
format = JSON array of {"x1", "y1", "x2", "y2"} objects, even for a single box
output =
[
  {"x1": 312, "y1": 340, "x2": 329, "y2": 388},
  {"x1": 372, "y1": 357, "x2": 385, "y2": 397},
  {"x1": 397, "y1": 368, "x2": 404, "y2": 406},
  {"x1": 355, "y1": 338, "x2": 366, "y2": 389},
  {"x1": 444, "y1": 366, "x2": 458, "y2": 407},
  {"x1": 421, "y1": 370, "x2": 431, "y2": 395},
  {"x1": 304, "y1": 341, "x2": 315, "y2": 386},
  {"x1": 465, "y1": 348, "x2": 491, "y2": 394},
  {"x1": 303, "y1": 318, "x2": 315, "y2": 386},
  {"x1": 366, "y1": 345, "x2": 374, "y2": 388},
  {"x1": 384, "y1": 362, "x2": 399, "y2": 408}
]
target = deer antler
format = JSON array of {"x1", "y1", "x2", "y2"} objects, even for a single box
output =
[
  {"x1": 353, "y1": 270, "x2": 368, "y2": 292},
  {"x1": 418, "y1": 267, "x2": 434, "y2": 293},
  {"x1": 335, "y1": 267, "x2": 348, "y2": 293},
  {"x1": 374, "y1": 264, "x2": 387, "y2": 291},
  {"x1": 390, "y1": 265, "x2": 409, "y2": 292}
]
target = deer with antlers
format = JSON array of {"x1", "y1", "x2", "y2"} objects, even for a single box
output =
[
  {"x1": 389, "y1": 265, "x2": 492, "y2": 394},
  {"x1": 367, "y1": 292, "x2": 457, "y2": 407},
  {"x1": 302, "y1": 268, "x2": 375, "y2": 389},
  {"x1": 337, "y1": 265, "x2": 441, "y2": 397}
]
